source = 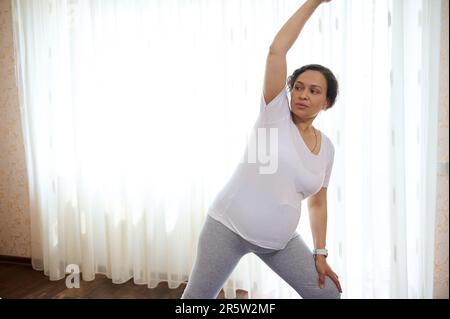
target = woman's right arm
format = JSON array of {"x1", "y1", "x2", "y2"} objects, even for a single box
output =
[{"x1": 263, "y1": 0, "x2": 325, "y2": 105}]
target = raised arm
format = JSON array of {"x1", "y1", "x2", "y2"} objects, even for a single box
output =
[{"x1": 263, "y1": 0, "x2": 325, "y2": 105}]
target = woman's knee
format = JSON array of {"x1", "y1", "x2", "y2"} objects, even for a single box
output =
[
  {"x1": 322, "y1": 284, "x2": 341, "y2": 299},
  {"x1": 300, "y1": 279, "x2": 341, "y2": 299},
  {"x1": 317, "y1": 280, "x2": 341, "y2": 299}
]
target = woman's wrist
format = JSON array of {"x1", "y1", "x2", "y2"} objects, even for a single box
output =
[
  {"x1": 309, "y1": 0, "x2": 325, "y2": 5},
  {"x1": 314, "y1": 254, "x2": 327, "y2": 262},
  {"x1": 310, "y1": 0, "x2": 330, "y2": 5}
]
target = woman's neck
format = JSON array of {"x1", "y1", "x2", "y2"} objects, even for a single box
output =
[{"x1": 291, "y1": 112, "x2": 315, "y2": 133}]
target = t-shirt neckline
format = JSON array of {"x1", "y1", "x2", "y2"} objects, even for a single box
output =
[{"x1": 289, "y1": 117, "x2": 324, "y2": 158}]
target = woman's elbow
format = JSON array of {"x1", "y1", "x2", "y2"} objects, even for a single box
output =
[{"x1": 268, "y1": 44, "x2": 287, "y2": 56}]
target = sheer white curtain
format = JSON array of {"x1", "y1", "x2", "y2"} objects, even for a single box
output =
[{"x1": 12, "y1": 0, "x2": 441, "y2": 298}]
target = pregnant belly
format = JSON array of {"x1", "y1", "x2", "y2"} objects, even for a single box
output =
[{"x1": 225, "y1": 194, "x2": 301, "y2": 246}]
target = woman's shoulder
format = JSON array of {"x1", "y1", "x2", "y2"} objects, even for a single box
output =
[{"x1": 259, "y1": 87, "x2": 291, "y2": 123}]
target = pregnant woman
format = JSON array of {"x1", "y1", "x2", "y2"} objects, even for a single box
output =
[{"x1": 182, "y1": 0, "x2": 342, "y2": 299}]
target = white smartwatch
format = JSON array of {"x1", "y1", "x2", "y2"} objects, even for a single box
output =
[{"x1": 313, "y1": 248, "x2": 328, "y2": 258}]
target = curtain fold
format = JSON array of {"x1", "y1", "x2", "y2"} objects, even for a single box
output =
[{"x1": 12, "y1": 0, "x2": 441, "y2": 298}]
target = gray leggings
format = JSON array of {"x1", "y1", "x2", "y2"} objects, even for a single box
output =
[{"x1": 181, "y1": 215, "x2": 341, "y2": 299}]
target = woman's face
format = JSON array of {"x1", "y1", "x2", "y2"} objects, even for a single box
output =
[{"x1": 290, "y1": 70, "x2": 329, "y2": 120}]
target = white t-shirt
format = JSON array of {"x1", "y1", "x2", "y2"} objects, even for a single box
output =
[{"x1": 207, "y1": 87, "x2": 335, "y2": 250}]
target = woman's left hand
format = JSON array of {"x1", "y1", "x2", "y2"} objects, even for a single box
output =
[{"x1": 314, "y1": 256, "x2": 342, "y2": 293}]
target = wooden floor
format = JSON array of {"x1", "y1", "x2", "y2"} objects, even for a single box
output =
[{"x1": 0, "y1": 262, "x2": 248, "y2": 299}]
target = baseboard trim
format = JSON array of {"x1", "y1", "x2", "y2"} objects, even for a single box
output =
[{"x1": 0, "y1": 255, "x2": 32, "y2": 265}]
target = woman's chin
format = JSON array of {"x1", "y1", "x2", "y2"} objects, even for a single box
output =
[{"x1": 291, "y1": 109, "x2": 307, "y2": 117}]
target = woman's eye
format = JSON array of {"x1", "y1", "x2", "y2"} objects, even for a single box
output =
[{"x1": 294, "y1": 86, "x2": 318, "y2": 94}]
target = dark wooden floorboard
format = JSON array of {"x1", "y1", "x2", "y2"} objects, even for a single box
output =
[{"x1": 0, "y1": 263, "x2": 248, "y2": 299}]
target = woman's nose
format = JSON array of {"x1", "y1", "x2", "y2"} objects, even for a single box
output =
[{"x1": 299, "y1": 90, "x2": 308, "y2": 99}]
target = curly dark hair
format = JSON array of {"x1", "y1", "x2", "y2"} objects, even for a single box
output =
[{"x1": 287, "y1": 64, "x2": 339, "y2": 111}]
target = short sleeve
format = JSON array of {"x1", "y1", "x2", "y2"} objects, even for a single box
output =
[
  {"x1": 259, "y1": 88, "x2": 291, "y2": 123},
  {"x1": 322, "y1": 140, "x2": 335, "y2": 188}
]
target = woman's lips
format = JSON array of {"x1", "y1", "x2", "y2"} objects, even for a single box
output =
[{"x1": 294, "y1": 102, "x2": 309, "y2": 109}]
